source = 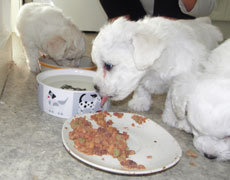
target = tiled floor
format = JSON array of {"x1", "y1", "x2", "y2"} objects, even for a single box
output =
[{"x1": 0, "y1": 33, "x2": 229, "y2": 180}]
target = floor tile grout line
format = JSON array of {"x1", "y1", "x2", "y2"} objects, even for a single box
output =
[{"x1": 0, "y1": 62, "x2": 13, "y2": 101}]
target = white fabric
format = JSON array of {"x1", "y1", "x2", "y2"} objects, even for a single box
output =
[
  {"x1": 179, "y1": 0, "x2": 216, "y2": 17},
  {"x1": 0, "y1": 0, "x2": 11, "y2": 48},
  {"x1": 139, "y1": 0, "x2": 154, "y2": 15},
  {"x1": 140, "y1": 0, "x2": 216, "y2": 17}
]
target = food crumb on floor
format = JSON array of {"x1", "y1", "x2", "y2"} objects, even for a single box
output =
[
  {"x1": 186, "y1": 149, "x2": 197, "y2": 158},
  {"x1": 189, "y1": 162, "x2": 196, "y2": 166}
]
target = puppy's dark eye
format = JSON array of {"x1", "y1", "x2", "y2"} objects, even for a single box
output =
[{"x1": 104, "y1": 63, "x2": 113, "y2": 71}]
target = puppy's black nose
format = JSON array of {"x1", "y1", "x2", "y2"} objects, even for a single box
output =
[
  {"x1": 94, "y1": 84, "x2": 100, "y2": 92},
  {"x1": 204, "y1": 153, "x2": 217, "y2": 160}
]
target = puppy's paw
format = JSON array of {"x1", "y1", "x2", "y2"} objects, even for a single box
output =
[
  {"x1": 128, "y1": 97, "x2": 152, "y2": 112},
  {"x1": 176, "y1": 120, "x2": 192, "y2": 133}
]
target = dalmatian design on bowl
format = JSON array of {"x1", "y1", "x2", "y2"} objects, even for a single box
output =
[
  {"x1": 47, "y1": 90, "x2": 69, "y2": 115},
  {"x1": 78, "y1": 93, "x2": 102, "y2": 114}
]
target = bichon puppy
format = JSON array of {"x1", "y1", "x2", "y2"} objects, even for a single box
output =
[
  {"x1": 92, "y1": 16, "x2": 223, "y2": 111},
  {"x1": 16, "y1": 2, "x2": 85, "y2": 72},
  {"x1": 162, "y1": 39, "x2": 230, "y2": 160}
]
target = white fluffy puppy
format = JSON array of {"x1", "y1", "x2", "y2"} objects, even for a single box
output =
[
  {"x1": 92, "y1": 17, "x2": 222, "y2": 111},
  {"x1": 16, "y1": 3, "x2": 85, "y2": 72},
  {"x1": 162, "y1": 39, "x2": 230, "y2": 160}
]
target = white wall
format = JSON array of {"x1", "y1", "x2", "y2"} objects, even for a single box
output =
[
  {"x1": 0, "y1": 0, "x2": 11, "y2": 33},
  {"x1": 52, "y1": 0, "x2": 108, "y2": 31},
  {"x1": 211, "y1": 0, "x2": 230, "y2": 39},
  {"x1": 11, "y1": 0, "x2": 22, "y2": 32}
]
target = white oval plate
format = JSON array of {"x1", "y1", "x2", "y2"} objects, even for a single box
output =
[{"x1": 62, "y1": 112, "x2": 182, "y2": 175}]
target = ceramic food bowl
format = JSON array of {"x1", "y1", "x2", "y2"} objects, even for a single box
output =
[
  {"x1": 36, "y1": 69, "x2": 109, "y2": 118},
  {"x1": 38, "y1": 55, "x2": 97, "y2": 72}
]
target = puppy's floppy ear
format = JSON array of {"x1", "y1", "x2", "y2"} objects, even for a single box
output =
[
  {"x1": 170, "y1": 74, "x2": 195, "y2": 120},
  {"x1": 47, "y1": 36, "x2": 67, "y2": 59},
  {"x1": 132, "y1": 32, "x2": 165, "y2": 70}
]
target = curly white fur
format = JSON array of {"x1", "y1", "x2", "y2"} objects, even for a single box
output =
[
  {"x1": 162, "y1": 39, "x2": 230, "y2": 160},
  {"x1": 92, "y1": 16, "x2": 223, "y2": 112},
  {"x1": 16, "y1": 2, "x2": 85, "y2": 72}
]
